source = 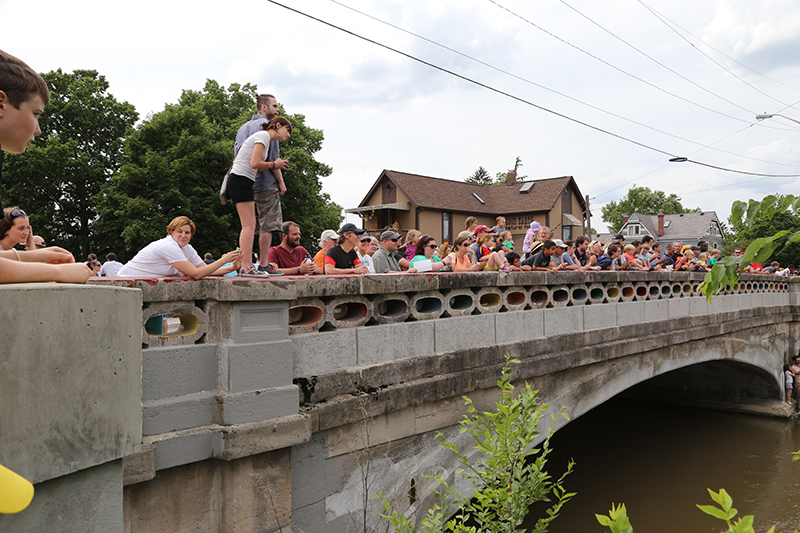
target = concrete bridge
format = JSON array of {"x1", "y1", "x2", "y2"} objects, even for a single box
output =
[{"x1": 1, "y1": 272, "x2": 797, "y2": 532}]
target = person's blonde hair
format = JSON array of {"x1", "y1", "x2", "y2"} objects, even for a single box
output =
[
  {"x1": 465, "y1": 216, "x2": 477, "y2": 230},
  {"x1": 166, "y1": 216, "x2": 196, "y2": 235},
  {"x1": 406, "y1": 229, "x2": 421, "y2": 245},
  {"x1": 624, "y1": 244, "x2": 635, "y2": 253}
]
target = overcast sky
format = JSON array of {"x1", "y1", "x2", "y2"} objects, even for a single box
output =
[{"x1": 4, "y1": 0, "x2": 800, "y2": 233}]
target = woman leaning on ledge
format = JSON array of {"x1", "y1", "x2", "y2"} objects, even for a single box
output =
[
  {"x1": 0, "y1": 206, "x2": 93, "y2": 284},
  {"x1": 118, "y1": 216, "x2": 241, "y2": 279}
]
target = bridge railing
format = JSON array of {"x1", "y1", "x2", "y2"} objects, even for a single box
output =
[{"x1": 91, "y1": 272, "x2": 798, "y2": 480}]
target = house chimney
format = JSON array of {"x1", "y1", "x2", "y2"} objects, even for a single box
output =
[
  {"x1": 657, "y1": 211, "x2": 664, "y2": 236},
  {"x1": 622, "y1": 214, "x2": 629, "y2": 225},
  {"x1": 505, "y1": 171, "x2": 516, "y2": 185}
]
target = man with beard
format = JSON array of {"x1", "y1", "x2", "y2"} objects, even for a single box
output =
[
  {"x1": 268, "y1": 221, "x2": 321, "y2": 275},
  {"x1": 235, "y1": 93, "x2": 289, "y2": 275}
]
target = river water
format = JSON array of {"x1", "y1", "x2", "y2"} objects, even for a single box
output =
[{"x1": 524, "y1": 396, "x2": 800, "y2": 532}]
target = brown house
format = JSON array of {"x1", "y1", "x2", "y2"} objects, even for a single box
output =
[{"x1": 345, "y1": 169, "x2": 588, "y2": 248}]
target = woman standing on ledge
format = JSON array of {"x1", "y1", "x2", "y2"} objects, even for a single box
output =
[{"x1": 118, "y1": 216, "x2": 240, "y2": 279}]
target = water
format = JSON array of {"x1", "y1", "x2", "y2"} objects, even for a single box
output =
[{"x1": 524, "y1": 397, "x2": 800, "y2": 532}]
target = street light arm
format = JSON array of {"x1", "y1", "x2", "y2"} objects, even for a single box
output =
[{"x1": 755, "y1": 113, "x2": 800, "y2": 126}]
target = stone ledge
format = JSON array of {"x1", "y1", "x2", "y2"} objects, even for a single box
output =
[{"x1": 125, "y1": 414, "x2": 313, "y2": 483}]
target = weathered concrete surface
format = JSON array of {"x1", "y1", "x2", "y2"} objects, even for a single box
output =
[
  {"x1": 123, "y1": 449, "x2": 291, "y2": 533},
  {"x1": 0, "y1": 460, "x2": 124, "y2": 533},
  {"x1": 0, "y1": 284, "x2": 142, "y2": 484}
]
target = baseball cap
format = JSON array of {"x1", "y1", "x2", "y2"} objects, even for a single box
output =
[
  {"x1": 552, "y1": 239, "x2": 567, "y2": 248},
  {"x1": 338, "y1": 223, "x2": 366, "y2": 236},
  {"x1": 0, "y1": 463, "x2": 34, "y2": 514},
  {"x1": 614, "y1": 233, "x2": 625, "y2": 240},
  {"x1": 380, "y1": 230, "x2": 401, "y2": 241},
  {"x1": 473, "y1": 225, "x2": 492, "y2": 235}
]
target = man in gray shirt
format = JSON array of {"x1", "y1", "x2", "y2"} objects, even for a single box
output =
[{"x1": 373, "y1": 230, "x2": 417, "y2": 273}]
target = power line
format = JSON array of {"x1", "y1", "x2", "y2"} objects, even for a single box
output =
[
  {"x1": 264, "y1": 0, "x2": 800, "y2": 180},
  {"x1": 636, "y1": 0, "x2": 800, "y2": 96},
  {"x1": 329, "y1": 0, "x2": 799, "y2": 167},
  {"x1": 556, "y1": 0, "x2": 779, "y2": 118},
  {"x1": 637, "y1": 0, "x2": 800, "y2": 110}
]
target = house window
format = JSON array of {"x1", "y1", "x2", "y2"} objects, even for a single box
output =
[
  {"x1": 442, "y1": 212, "x2": 452, "y2": 243},
  {"x1": 629, "y1": 225, "x2": 639, "y2": 235},
  {"x1": 563, "y1": 226, "x2": 572, "y2": 240}
]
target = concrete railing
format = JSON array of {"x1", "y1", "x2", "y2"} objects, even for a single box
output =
[{"x1": 86, "y1": 272, "x2": 800, "y2": 487}]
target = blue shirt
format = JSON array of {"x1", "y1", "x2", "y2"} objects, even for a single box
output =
[{"x1": 235, "y1": 115, "x2": 280, "y2": 193}]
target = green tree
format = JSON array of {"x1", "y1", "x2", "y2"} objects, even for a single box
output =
[
  {"x1": 601, "y1": 186, "x2": 695, "y2": 233},
  {"x1": 3, "y1": 69, "x2": 138, "y2": 258},
  {"x1": 94, "y1": 80, "x2": 341, "y2": 260},
  {"x1": 724, "y1": 195, "x2": 800, "y2": 267},
  {"x1": 465, "y1": 166, "x2": 494, "y2": 185}
]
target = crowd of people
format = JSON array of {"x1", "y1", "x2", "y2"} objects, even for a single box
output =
[{"x1": 1, "y1": 49, "x2": 797, "y2": 285}]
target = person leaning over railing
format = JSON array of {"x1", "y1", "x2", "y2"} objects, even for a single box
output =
[{"x1": 448, "y1": 234, "x2": 482, "y2": 272}]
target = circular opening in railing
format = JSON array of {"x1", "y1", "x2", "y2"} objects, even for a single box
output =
[
  {"x1": 333, "y1": 302, "x2": 368, "y2": 322},
  {"x1": 621, "y1": 286, "x2": 634, "y2": 298},
  {"x1": 692, "y1": 284, "x2": 699, "y2": 293},
  {"x1": 607, "y1": 287, "x2": 620, "y2": 299},
  {"x1": 479, "y1": 292, "x2": 502, "y2": 308},
  {"x1": 552, "y1": 288, "x2": 569, "y2": 303},
  {"x1": 768, "y1": 283, "x2": 775, "y2": 292},
  {"x1": 745, "y1": 283, "x2": 752, "y2": 291},
  {"x1": 289, "y1": 305, "x2": 324, "y2": 327},
  {"x1": 449, "y1": 294, "x2": 473, "y2": 310},
  {"x1": 144, "y1": 313, "x2": 199, "y2": 338},
  {"x1": 590, "y1": 287, "x2": 605, "y2": 301},
  {"x1": 758, "y1": 282, "x2": 764, "y2": 290},
  {"x1": 733, "y1": 283, "x2": 740, "y2": 292},
  {"x1": 572, "y1": 288, "x2": 588, "y2": 302},
  {"x1": 650, "y1": 285, "x2": 660, "y2": 297},
  {"x1": 636, "y1": 286, "x2": 647, "y2": 297},
  {"x1": 672, "y1": 284, "x2": 682, "y2": 295},
  {"x1": 415, "y1": 297, "x2": 442, "y2": 315},
  {"x1": 661, "y1": 285, "x2": 671, "y2": 296},
  {"x1": 506, "y1": 291, "x2": 526, "y2": 307},
  {"x1": 377, "y1": 299, "x2": 408, "y2": 318},
  {"x1": 683, "y1": 284, "x2": 692, "y2": 294},
  {"x1": 531, "y1": 290, "x2": 548, "y2": 306}
]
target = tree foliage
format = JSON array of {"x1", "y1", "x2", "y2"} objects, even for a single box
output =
[
  {"x1": 700, "y1": 194, "x2": 800, "y2": 299},
  {"x1": 464, "y1": 157, "x2": 526, "y2": 186},
  {"x1": 724, "y1": 194, "x2": 800, "y2": 267},
  {"x1": 601, "y1": 186, "x2": 695, "y2": 233},
  {"x1": 379, "y1": 355, "x2": 574, "y2": 533},
  {"x1": 93, "y1": 80, "x2": 341, "y2": 260},
  {"x1": 3, "y1": 69, "x2": 138, "y2": 258}
]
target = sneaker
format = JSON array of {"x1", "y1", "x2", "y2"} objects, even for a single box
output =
[
  {"x1": 240, "y1": 266, "x2": 269, "y2": 278},
  {"x1": 257, "y1": 264, "x2": 284, "y2": 276}
]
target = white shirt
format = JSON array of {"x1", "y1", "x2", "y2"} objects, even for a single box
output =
[
  {"x1": 231, "y1": 130, "x2": 271, "y2": 180},
  {"x1": 117, "y1": 236, "x2": 203, "y2": 277},
  {"x1": 98, "y1": 260, "x2": 123, "y2": 277},
  {"x1": 357, "y1": 251, "x2": 375, "y2": 274}
]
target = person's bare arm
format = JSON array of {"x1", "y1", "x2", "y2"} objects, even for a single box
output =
[
  {"x1": 171, "y1": 250, "x2": 241, "y2": 280},
  {"x1": 0, "y1": 256, "x2": 92, "y2": 284}
]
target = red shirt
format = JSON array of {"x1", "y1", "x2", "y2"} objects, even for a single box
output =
[{"x1": 268, "y1": 245, "x2": 309, "y2": 269}]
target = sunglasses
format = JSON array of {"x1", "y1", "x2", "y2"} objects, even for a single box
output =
[
  {"x1": 390, "y1": 238, "x2": 399, "y2": 242},
  {"x1": 426, "y1": 243, "x2": 437, "y2": 249},
  {"x1": 9, "y1": 209, "x2": 27, "y2": 220}
]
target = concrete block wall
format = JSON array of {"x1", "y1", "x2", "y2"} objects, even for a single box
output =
[{"x1": 0, "y1": 284, "x2": 142, "y2": 532}]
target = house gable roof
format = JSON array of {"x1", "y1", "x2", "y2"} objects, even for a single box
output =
[
  {"x1": 620, "y1": 211, "x2": 724, "y2": 240},
  {"x1": 358, "y1": 170, "x2": 587, "y2": 216}
]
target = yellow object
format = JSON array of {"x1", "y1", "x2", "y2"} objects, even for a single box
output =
[{"x1": 0, "y1": 463, "x2": 34, "y2": 514}]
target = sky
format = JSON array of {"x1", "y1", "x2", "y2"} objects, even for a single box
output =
[{"x1": 4, "y1": 0, "x2": 800, "y2": 234}]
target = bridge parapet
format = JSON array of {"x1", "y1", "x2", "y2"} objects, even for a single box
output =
[{"x1": 86, "y1": 272, "x2": 799, "y2": 532}]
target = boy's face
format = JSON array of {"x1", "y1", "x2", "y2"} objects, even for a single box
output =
[{"x1": 0, "y1": 92, "x2": 44, "y2": 154}]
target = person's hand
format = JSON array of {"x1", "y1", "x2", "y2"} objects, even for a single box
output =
[
  {"x1": 353, "y1": 265, "x2": 369, "y2": 274},
  {"x1": 55, "y1": 263, "x2": 93, "y2": 284},
  {"x1": 442, "y1": 255, "x2": 454, "y2": 267},
  {"x1": 222, "y1": 250, "x2": 241, "y2": 264},
  {"x1": 299, "y1": 261, "x2": 316, "y2": 275},
  {"x1": 278, "y1": 181, "x2": 287, "y2": 196},
  {"x1": 29, "y1": 247, "x2": 75, "y2": 264},
  {"x1": 273, "y1": 158, "x2": 290, "y2": 170}
]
